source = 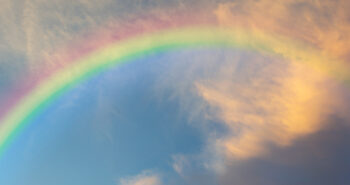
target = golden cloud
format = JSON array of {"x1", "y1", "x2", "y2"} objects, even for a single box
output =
[{"x1": 196, "y1": 60, "x2": 339, "y2": 159}]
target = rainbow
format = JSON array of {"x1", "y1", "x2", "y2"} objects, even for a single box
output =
[{"x1": 0, "y1": 15, "x2": 348, "y2": 156}]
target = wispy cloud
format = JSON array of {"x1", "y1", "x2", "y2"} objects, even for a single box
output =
[
  {"x1": 214, "y1": 0, "x2": 350, "y2": 60},
  {"x1": 119, "y1": 171, "x2": 161, "y2": 185}
]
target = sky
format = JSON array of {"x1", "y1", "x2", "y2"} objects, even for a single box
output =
[{"x1": 0, "y1": 0, "x2": 350, "y2": 185}]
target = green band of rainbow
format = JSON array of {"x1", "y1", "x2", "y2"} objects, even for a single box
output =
[{"x1": 0, "y1": 26, "x2": 348, "y2": 156}]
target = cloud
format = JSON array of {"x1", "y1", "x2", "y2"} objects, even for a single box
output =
[
  {"x1": 119, "y1": 171, "x2": 161, "y2": 185},
  {"x1": 0, "y1": 0, "x2": 119, "y2": 72},
  {"x1": 196, "y1": 60, "x2": 341, "y2": 160},
  {"x1": 214, "y1": 0, "x2": 350, "y2": 60},
  {"x1": 172, "y1": 155, "x2": 189, "y2": 176}
]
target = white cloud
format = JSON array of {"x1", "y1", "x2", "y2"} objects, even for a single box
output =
[
  {"x1": 172, "y1": 155, "x2": 189, "y2": 176},
  {"x1": 119, "y1": 171, "x2": 161, "y2": 185}
]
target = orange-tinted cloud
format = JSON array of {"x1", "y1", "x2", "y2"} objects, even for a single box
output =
[{"x1": 196, "y1": 57, "x2": 342, "y2": 159}]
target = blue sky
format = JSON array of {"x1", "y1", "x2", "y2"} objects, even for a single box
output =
[{"x1": 0, "y1": 48, "x2": 231, "y2": 185}]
